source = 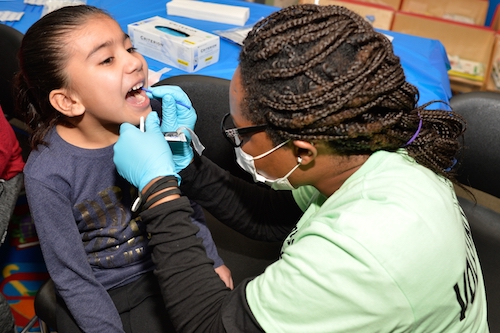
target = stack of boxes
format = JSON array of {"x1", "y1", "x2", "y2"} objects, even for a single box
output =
[
  {"x1": 299, "y1": 0, "x2": 396, "y2": 30},
  {"x1": 488, "y1": 7, "x2": 500, "y2": 91},
  {"x1": 293, "y1": 0, "x2": 499, "y2": 94},
  {"x1": 392, "y1": 0, "x2": 493, "y2": 94}
]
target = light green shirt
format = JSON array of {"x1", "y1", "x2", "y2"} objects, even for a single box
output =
[{"x1": 246, "y1": 150, "x2": 488, "y2": 333}]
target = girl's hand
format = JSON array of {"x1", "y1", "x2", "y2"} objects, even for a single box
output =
[{"x1": 214, "y1": 264, "x2": 234, "y2": 290}]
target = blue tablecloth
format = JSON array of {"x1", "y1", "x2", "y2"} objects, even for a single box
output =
[{"x1": 1, "y1": 0, "x2": 452, "y2": 106}]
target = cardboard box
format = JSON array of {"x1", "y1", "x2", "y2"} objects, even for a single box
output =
[
  {"x1": 490, "y1": 4, "x2": 500, "y2": 32},
  {"x1": 128, "y1": 16, "x2": 220, "y2": 73},
  {"x1": 358, "y1": 0, "x2": 401, "y2": 10},
  {"x1": 485, "y1": 34, "x2": 500, "y2": 92},
  {"x1": 400, "y1": 0, "x2": 489, "y2": 26},
  {"x1": 299, "y1": 0, "x2": 395, "y2": 30},
  {"x1": 264, "y1": 0, "x2": 298, "y2": 8},
  {"x1": 391, "y1": 12, "x2": 495, "y2": 93}
]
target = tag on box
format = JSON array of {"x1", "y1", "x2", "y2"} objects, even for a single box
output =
[{"x1": 128, "y1": 16, "x2": 220, "y2": 73}]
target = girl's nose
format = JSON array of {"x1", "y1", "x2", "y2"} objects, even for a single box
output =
[{"x1": 125, "y1": 51, "x2": 144, "y2": 73}]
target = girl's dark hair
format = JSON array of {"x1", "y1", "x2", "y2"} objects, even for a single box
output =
[
  {"x1": 14, "y1": 5, "x2": 111, "y2": 150},
  {"x1": 239, "y1": 4, "x2": 465, "y2": 180}
]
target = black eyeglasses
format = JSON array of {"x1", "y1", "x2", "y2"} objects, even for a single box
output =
[{"x1": 221, "y1": 113, "x2": 267, "y2": 147}]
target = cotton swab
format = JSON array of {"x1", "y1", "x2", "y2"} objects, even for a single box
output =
[{"x1": 139, "y1": 116, "x2": 145, "y2": 132}]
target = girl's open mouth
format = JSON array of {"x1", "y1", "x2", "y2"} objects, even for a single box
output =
[{"x1": 126, "y1": 83, "x2": 149, "y2": 107}]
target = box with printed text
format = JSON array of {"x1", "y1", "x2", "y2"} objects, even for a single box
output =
[
  {"x1": 391, "y1": 11, "x2": 495, "y2": 93},
  {"x1": 299, "y1": 0, "x2": 395, "y2": 30},
  {"x1": 128, "y1": 16, "x2": 220, "y2": 73}
]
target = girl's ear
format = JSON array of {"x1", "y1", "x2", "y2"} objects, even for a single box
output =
[
  {"x1": 292, "y1": 140, "x2": 317, "y2": 166},
  {"x1": 49, "y1": 88, "x2": 85, "y2": 117}
]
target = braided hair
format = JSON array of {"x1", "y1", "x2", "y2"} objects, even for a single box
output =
[{"x1": 239, "y1": 4, "x2": 464, "y2": 180}]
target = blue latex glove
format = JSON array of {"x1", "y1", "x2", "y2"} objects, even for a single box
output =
[
  {"x1": 113, "y1": 112, "x2": 179, "y2": 192},
  {"x1": 146, "y1": 85, "x2": 196, "y2": 136},
  {"x1": 147, "y1": 85, "x2": 197, "y2": 172}
]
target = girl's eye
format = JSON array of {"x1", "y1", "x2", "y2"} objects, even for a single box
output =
[
  {"x1": 101, "y1": 57, "x2": 114, "y2": 65},
  {"x1": 127, "y1": 47, "x2": 137, "y2": 53}
]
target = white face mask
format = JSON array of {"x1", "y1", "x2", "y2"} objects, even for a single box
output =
[{"x1": 234, "y1": 140, "x2": 301, "y2": 191}]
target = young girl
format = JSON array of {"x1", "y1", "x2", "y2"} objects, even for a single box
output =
[{"x1": 14, "y1": 5, "x2": 231, "y2": 333}]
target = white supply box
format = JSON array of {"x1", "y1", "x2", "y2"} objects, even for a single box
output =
[
  {"x1": 166, "y1": 0, "x2": 250, "y2": 26},
  {"x1": 128, "y1": 16, "x2": 220, "y2": 73}
]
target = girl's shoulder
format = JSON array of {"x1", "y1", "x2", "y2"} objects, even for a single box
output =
[{"x1": 25, "y1": 128, "x2": 113, "y2": 183}]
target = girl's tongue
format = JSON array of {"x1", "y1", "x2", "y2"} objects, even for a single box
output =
[{"x1": 126, "y1": 89, "x2": 149, "y2": 106}]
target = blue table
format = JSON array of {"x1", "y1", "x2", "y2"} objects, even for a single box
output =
[{"x1": 1, "y1": 0, "x2": 452, "y2": 106}]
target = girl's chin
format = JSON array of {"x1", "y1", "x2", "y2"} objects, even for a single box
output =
[
  {"x1": 130, "y1": 108, "x2": 153, "y2": 126},
  {"x1": 132, "y1": 104, "x2": 153, "y2": 116}
]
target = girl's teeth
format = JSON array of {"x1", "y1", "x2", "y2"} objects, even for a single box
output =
[{"x1": 129, "y1": 83, "x2": 144, "y2": 92}]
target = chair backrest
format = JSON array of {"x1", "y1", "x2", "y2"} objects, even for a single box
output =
[
  {"x1": 154, "y1": 75, "x2": 254, "y2": 184},
  {"x1": 0, "y1": 24, "x2": 23, "y2": 118},
  {"x1": 35, "y1": 278, "x2": 57, "y2": 331},
  {"x1": 450, "y1": 91, "x2": 500, "y2": 332},
  {"x1": 153, "y1": 75, "x2": 281, "y2": 285},
  {"x1": 450, "y1": 91, "x2": 500, "y2": 197}
]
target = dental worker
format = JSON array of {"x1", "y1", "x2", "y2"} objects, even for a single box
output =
[{"x1": 114, "y1": 4, "x2": 489, "y2": 333}]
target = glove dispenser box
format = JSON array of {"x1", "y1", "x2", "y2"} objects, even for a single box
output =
[{"x1": 128, "y1": 16, "x2": 220, "y2": 73}]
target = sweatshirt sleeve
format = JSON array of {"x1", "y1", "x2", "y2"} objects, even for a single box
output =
[
  {"x1": 0, "y1": 110, "x2": 24, "y2": 180},
  {"x1": 25, "y1": 176, "x2": 125, "y2": 333},
  {"x1": 179, "y1": 154, "x2": 302, "y2": 242},
  {"x1": 189, "y1": 199, "x2": 224, "y2": 268},
  {"x1": 142, "y1": 196, "x2": 265, "y2": 333}
]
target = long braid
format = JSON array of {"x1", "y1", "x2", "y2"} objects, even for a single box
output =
[{"x1": 239, "y1": 4, "x2": 464, "y2": 180}]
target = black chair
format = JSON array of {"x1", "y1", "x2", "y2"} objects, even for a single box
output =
[
  {"x1": 154, "y1": 74, "x2": 255, "y2": 185},
  {"x1": 450, "y1": 91, "x2": 500, "y2": 333},
  {"x1": 154, "y1": 75, "x2": 281, "y2": 285},
  {"x1": 0, "y1": 24, "x2": 23, "y2": 118},
  {"x1": 20, "y1": 279, "x2": 56, "y2": 333}
]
